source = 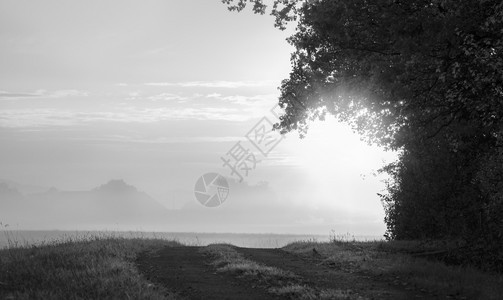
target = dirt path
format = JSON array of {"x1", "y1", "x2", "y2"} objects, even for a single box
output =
[
  {"x1": 136, "y1": 246, "x2": 280, "y2": 300},
  {"x1": 137, "y1": 246, "x2": 433, "y2": 299},
  {"x1": 235, "y1": 247, "x2": 430, "y2": 299}
]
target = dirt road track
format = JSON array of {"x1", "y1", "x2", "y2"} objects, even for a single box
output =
[
  {"x1": 136, "y1": 246, "x2": 279, "y2": 300},
  {"x1": 236, "y1": 247, "x2": 421, "y2": 299},
  {"x1": 137, "y1": 246, "x2": 434, "y2": 299}
]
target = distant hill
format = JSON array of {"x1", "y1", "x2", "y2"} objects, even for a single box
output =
[
  {"x1": 0, "y1": 178, "x2": 360, "y2": 235},
  {"x1": 0, "y1": 179, "x2": 170, "y2": 229},
  {"x1": 0, "y1": 178, "x2": 49, "y2": 195}
]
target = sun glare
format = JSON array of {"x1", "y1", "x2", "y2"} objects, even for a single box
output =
[{"x1": 286, "y1": 118, "x2": 397, "y2": 211}]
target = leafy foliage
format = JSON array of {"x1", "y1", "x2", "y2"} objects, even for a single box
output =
[{"x1": 224, "y1": 0, "x2": 503, "y2": 271}]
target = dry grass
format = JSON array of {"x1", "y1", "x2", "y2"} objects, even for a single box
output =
[
  {"x1": 203, "y1": 244, "x2": 364, "y2": 300},
  {"x1": 284, "y1": 238, "x2": 503, "y2": 300},
  {"x1": 0, "y1": 231, "x2": 181, "y2": 299},
  {"x1": 203, "y1": 244, "x2": 297, "y2": 279}
]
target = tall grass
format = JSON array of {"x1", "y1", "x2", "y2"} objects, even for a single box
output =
[
  {"x1": 284, "y1": 237, "x2": 503, "y2": 300},
  {"x1": 203, "y1": 244, "x2": 360, "y2": 300},
  {"x1": 0, "y1": 228, "x2": 180, "y2": 299}
]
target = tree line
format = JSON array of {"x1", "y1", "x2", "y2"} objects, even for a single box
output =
[{"x1": 223, "y1": 0, "x2": 503, "y2": 271}]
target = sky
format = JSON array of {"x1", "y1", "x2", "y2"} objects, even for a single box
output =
[{"x1": 0, "y1": 0, "x2": 397, "y2": 236}]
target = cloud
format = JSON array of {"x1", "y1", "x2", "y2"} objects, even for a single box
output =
[
  {"x1": 0, "y1": 91, "x2": 278, "y2": 128},
  {"x1": 70, "y1": 135, "x2": 247, "y2": 144},
  {"x1": 0, "y1": 109, "x2": 78, "y2": 127},
  {"x1": 124, "y1": 92, "x2": 190, "y2": 103},
  {"x1": 0, "y1": 106, "x2": 251, "y2": 128},
  {"x1": 126, "y1": 91, "x2": 141, "y2": 101},
  {"x1": 144, "y1": 80, "x2": 275, "y2": 88},
  {"x1": 147, "y1": 93, "x2": 187, "y2": 102},
  {"x1": 206, "y1": 93, "x2": 221, "y2": 98},
  {"x1": 212, "y1": 94, "x2": 277, "y2": 106},
  {"x1": 51, "y1": 90, "x2": 89, "y2": 98},
  {"x1": 0, "y1": 90, "x2": 46, "y2": 99},
  {"x1": 0, "y1": 89, "x2": 89, "y2": 100},
  {"x1": 154, "y1": 107, "x2": 245, "y2": 122},
  {"x1": 0, "y1": 91, "x2": 41, "y2": 98}
]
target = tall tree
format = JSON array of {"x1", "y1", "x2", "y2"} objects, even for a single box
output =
[{"x1": 224, "y1": 0, "x2": 503, "y2": 270}]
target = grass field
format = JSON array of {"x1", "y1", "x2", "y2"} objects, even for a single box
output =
[
  {"x1": 284, "y1": 238, "x2": 503, "y2": 300},
  {"x1": 0, "y1": 232, "x2": 180, "y2": 299},
  {"x1": 1, "y1": 230, "x2": 502, "y2": 299},
  {"x1": 203, "y1": 244, "x2": 360, "y2": 299}
]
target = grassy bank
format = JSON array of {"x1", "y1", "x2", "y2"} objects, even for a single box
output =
[
  {"x1": 0, "y1": 233, "x2": 180, "y2": 299},
  {"x1": 203, "y1": 244, "x2": 361, "y2": 299},
  {"x1": 2, "y1": 230, "x2": 502, "y2": 300},
  {"x1": 284, "y1": 238, "x2": 503, "y2": 300}
]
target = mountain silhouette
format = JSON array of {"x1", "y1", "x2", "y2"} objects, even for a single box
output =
[
  {"x1": 0, "y1": 179, "x2": 49, "y2": 195},
  {"x1": 0, "y1": 179, "x2": 169, "y2": 230},
  {"x1": 94, "y1": 179, "x2": 137, "y2": 193}
]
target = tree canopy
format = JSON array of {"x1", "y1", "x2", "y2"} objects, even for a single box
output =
[{"x1": 224, "y1": 0, "x2": 503, "y2": 271}]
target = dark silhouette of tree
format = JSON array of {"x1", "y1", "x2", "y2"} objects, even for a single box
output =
[{"x1": 224, "y1": 0, "x2": 503, "y2": 271}]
